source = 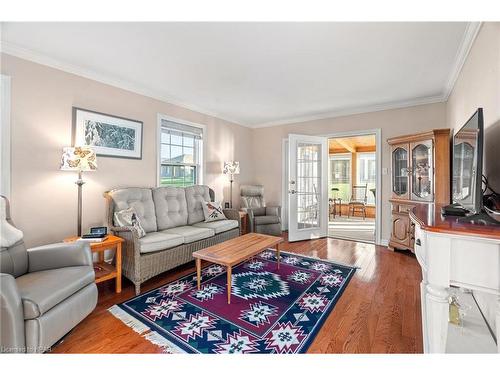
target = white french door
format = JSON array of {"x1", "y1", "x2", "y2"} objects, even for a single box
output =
[{"x1": 288, "y1": 134, "x2": 328, "y2": 242}]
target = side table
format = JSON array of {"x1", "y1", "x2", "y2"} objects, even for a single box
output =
[
  {"x1": 64, "y1": 235, "x2": 124, "y2": 293},
  {"x1": 239, "y1": 211, "x2": 249, "y2": 235}
]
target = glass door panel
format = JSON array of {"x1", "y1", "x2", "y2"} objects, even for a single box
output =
[
  {"x1": 297, "y1": 143, "x2": 321, "y2": 229},
  {"x1": 288, "y1": 134, "x2": 328, "y2": 242},
  {"x1": 392, "y1": 147, "x2": 409, "y2": 198},
  {"x1": 411, "y1": 141, "x2": 433, "y2": 201}
]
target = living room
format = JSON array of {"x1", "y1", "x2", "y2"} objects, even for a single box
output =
[{"x1": 1, "y1": 1, "x2": 500, "y2": 372}]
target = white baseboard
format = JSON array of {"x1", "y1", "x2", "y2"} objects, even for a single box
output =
[{"x1": 380, "y1": 238, "x2": 389, "y2": 247}]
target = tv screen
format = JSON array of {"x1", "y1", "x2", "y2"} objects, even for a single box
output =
[{"x1": 452, "y1": 108, "x2": 484, "y2": 213}]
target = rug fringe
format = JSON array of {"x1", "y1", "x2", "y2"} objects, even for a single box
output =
[{"x1": 108, "y1": 305, "x2": 185, "y2": 353}]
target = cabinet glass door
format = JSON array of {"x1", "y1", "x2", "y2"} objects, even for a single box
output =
[
  {"x1": 392, "y1": 147, "x2": 409, "y2": 198},
  {"x1": 411, "y1": 141, "x2": 433, "y2": 201}
]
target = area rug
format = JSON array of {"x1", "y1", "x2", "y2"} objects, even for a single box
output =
[{"x1": 109, "y1": 249, "x2": 356, "y2": 353}]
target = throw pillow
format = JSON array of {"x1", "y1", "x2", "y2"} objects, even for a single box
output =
[
  {"x1": 114, "y1": 208, "x2": 146, "y2": 238},
  {"x1": 202, "y1": 201, "x2": 227, "y2": 223}
]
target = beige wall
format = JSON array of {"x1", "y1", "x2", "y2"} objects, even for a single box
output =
[
  {"x1": 447, "y1": 22, "x2": 500, "y2": 190},
  {"x1": 446, "y1": 22, "x2": 500, "y2": 339},
  {"x1": 250, "y1": 103, "x2": 447, "y2": 242},
  {"x1": 1, "y1": 54, "x2": 254, "y2": 248}
]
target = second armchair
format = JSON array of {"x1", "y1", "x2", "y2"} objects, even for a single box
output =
[{"x1": 240, "y1": 185, "x2": 282, "y2": 236}]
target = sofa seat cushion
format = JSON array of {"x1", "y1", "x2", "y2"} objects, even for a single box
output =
[
  {"x1": 16, "y1": 266, "x2": 95, "y2": 320},
  {"x1": 162, "y1": 226, "x2": 215, "y2": 244},
  {"x1": 138, "y1": 232, "x2": 184, "y2": 254},
  {"x1": 254, "y1": 215, "x2": 280, "y2": 225},
  {"x1": 193, "y1": 219, "x2": 239, "y2": 234}
]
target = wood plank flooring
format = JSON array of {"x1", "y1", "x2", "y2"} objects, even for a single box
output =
[{"x1": 51, "y1": 234, "x2": 423, "y2": 353}]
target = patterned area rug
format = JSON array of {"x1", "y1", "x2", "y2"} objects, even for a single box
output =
[{"x1": 109, "y1": 249, "x2": 356, "y2": 353}]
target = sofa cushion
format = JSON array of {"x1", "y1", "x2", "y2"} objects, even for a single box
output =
[
  {"x1": 16, "y1": 266, "x2": 95, "y2": 320},
  {"x1": 138, "y1": 232, "x2": 184, "y2": 254},
  {"x1": 193, "y1": 219, "x2": 239, "y2": 234},
  {"x1": 110, "y1": 188, "x2": 158, "y2": 233},
  {"x1": 152, "y1": 187, "x2": 188, "y2": 230},
  {"x1": 162, "y1": 226, "x2": 215, "y2": 244},
  {"x1": 185, "y1": 185, "x2": 212, "y2": 224},
  {"x1": 255, "y1": 215, "x2": 280, "y2": 225}
]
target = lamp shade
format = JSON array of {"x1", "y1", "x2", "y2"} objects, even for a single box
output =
[
  {"x1": 60, "y1": 146, "x2": 97, "y2": 172},
  {"x1": 223, "y1": 161, "x2": 240, "y2": 175}
]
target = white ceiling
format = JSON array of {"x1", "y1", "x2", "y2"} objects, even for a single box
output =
[{"x1": 1, "y1": 22, "x2": 477, "y2": 127}]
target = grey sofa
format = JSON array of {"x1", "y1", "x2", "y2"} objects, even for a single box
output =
[
  {"x1": 0, "y1": 196, "x2": 97, "y2": 353},
  {"x1": 240, "y1": 185, "x2": 282, "y2": 236},
  {"x1": 104, "y1": 185, "x2": 240, "y2": 295}
]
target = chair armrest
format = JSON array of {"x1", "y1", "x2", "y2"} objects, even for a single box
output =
[
  {"x1": 244, "y1": 207, "x2": 266, "y2": 233},
  {"x1": 0, "y1": 273, "x2": 25, "y2": 353},
  {"x1": 222, "y1": 209, "x2": 241, "y2": 228},
  {"x1": 265, "y1": 206, "x2": 281, "y2": 218},
  {"x1": 27, "y1": 242, "x2": 93, "y2": 273}
]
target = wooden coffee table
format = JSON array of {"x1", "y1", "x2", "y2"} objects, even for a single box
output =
[{"x1": 192, "y1": 233, "x2": 284, "y2": 304}]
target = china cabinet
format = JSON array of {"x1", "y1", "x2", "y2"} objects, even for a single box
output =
[{"x1": 387, "y1": 129, "x2": 450, "y2": 251}]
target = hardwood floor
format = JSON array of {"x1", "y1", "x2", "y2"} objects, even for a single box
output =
[{"x1": 51, "y1": 234, "x2": 423, "y2": 354}]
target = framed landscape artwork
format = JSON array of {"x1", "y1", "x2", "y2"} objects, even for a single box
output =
[{"x1": 72, "y1": 107, "x2": 143, "y2": 159}]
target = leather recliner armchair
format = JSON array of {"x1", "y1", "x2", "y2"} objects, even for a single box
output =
[
  {"x1": 0, "y1": 196, "x2": 97, "y2": 353},
  {"x1": 240, "y1": 185, "x2": 282, "y2": 236}
]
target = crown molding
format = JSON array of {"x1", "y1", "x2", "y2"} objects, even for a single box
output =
[
  {"x1": 250, "y1": 94, "x2": 446, "y2": 128},
  {"x1": 442, "y1": 22, "x2": 482, "y2": 101},
  {"x1": 0, "y1": 40, "x2": 249, "y2": 128},
  {"x1": 1, "y1": 22, "x2": 481, "y2": 130}
]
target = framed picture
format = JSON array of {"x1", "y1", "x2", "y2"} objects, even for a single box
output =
[{"x1": 72, "y1": 107, "x2": 143, "y2": 159}]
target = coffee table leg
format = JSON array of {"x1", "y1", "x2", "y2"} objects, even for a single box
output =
[
  {"x1": 196, "y1": 258, "x2": 201, "y2": 290},
  {"x1": 276, "y1": 243, "x2": 280, "y2": 269},
  {"x1": 227, "y1": 266, "x2": 232, "y2": 304}
]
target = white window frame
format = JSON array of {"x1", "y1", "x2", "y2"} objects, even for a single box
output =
[{"x1": 156, "y1": 114, "x2": 205, "y2": 187}]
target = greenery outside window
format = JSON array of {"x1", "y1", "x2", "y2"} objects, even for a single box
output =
[{"x1": 159, "y1": 119, "x2": 203, "y2": 187}]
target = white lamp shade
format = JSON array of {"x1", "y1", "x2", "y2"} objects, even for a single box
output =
[
  {"x1": 60, "y1": 146, "x2": 97, "y2": 172},
  {"x1": 223, "y1": 161, "x2": 240, "y2": 175}
]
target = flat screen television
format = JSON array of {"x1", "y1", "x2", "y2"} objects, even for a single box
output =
[{"x1": 452, "y1": 108, "x2": 484, "y2": 213}]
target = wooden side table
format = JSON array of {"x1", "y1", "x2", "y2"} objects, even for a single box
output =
[
  {"x1": 239, "y1": 211, "x2": 249, "y2": 235},
  {"x1": 64, "y1": 235, "x2": 124, "y2": 293}
]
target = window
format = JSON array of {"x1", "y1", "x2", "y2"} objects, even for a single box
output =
[
  {"x1": 357, "y1": 152, "x2": 376, "y2": 205},
  {"x1": 159, "y1": 118, "x2": 203, "y2": 187},
  {"x1": 329, "y1": 154, "x2": 351, "y2": 201}
]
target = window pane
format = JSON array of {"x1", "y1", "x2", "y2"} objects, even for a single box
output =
[
  {"x1": 329, "y1": 154, "x2": 351, "y2": 201},
  {"x1": 171, "y1": 133, "x2": 183, "y2": 146},
  {"x1": 160, "y1": 144, "x2": 170, "y2": 162},
  {"x1": 183, "y1": 135, "x2": 194, "y2": 147},
  {"x1": 183, "y1": 146, "x2": 194, "y2": 164},
  {"x1": 161, "y1": 132, "x2": 170, "y2": 144},
  {"x1": 356, "y1": 152, "x2": 376, "y2": 204},
  {"x1": 169, "y1": 145, "x2": 183, "y2": 162}
]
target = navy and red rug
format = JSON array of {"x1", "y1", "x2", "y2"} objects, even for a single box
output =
[{"x1": 109, "y1": 249, "x2": 355, "y2": 353}]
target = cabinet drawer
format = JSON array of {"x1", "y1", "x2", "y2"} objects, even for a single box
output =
[{"x1": 398, "y1": 204, "x2": 414, "y2": 213}]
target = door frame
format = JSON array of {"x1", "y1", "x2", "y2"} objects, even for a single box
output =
[
  {"x1": 1, "y1": 74, "x2": 11, "y2": 200},
  {"x1": 282, "y1": 128, "x2": 382, "y2": 245}
]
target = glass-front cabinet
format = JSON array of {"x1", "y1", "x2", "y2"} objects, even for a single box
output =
[
  {"x1": 391, "y1": 141, "x2": 434, "y2": 202},
  {"x1": 392, "y1": 146, "x2": 409, "y2": 200},
  {"x1": 387, "y1": 129, "x2": 450, "y2": 252},
  {"x1": 410, "y1": 140, "x2": 433, "y2": 201}
]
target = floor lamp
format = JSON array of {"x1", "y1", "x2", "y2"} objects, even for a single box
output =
[
  {"x1": 60, "y1": 146, "x2": 98, "y2": 237},
  {"x1": 223, "y1": 161, "x2": 240, "y2": 208}
]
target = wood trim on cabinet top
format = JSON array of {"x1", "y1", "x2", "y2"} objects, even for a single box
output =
[{"x1": 387, "y1": 128, "x2": 450, "y2": 145}]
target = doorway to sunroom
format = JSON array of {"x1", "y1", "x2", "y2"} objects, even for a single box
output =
[{"x1": 328, "y1": 134, "x2": 376, "y2": 243}]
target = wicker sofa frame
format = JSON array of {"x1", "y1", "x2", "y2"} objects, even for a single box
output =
[{"x1": 104, "y1": 187, "x2": 240, "y2": 295}]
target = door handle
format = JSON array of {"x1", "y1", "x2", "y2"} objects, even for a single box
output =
[
  {"x1": 289, "y1": 190, "x2": 296, "y2": 194},
  {"x1": 415, "y1": 239, "x2": 421, "y2": 246}
]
